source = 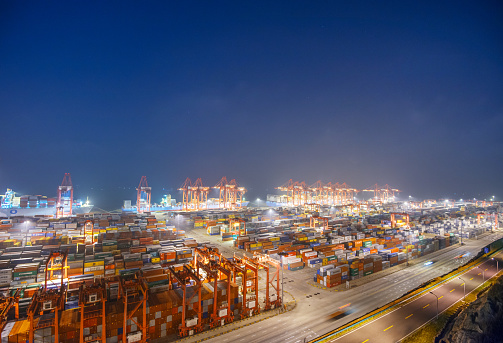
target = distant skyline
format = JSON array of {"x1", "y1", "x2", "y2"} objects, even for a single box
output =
[{"x1": 1, "y1": 1, "x2": 502, "y2": 209}]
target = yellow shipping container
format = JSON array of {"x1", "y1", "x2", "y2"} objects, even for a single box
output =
[{"x1": 84, "y1": 261, "x2": 105, "y2": 268}]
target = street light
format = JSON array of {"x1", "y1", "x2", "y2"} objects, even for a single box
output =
[
  {"x1": 477, "y1": 267, "x2": 485, "y2": 282},
  {"x1": 24, "y1": 221, "x2": 30, "y2": 247},
  {"x1": 492, "y1": 257, "x2": 498, "y2": 272},
  {"x1": 430, "y1": 291, "x2": 439, "y2": 319},
  {"x1": 458, "y1": 277, "x2": 466, "y2": 302}
]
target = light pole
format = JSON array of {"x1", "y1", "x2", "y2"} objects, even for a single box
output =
[
  {"x1": 458, "y1": 277, "x2": 466, "y2": 302},
  {"x1": 430, "y1": 291, "x2": 439, "y2": 319},
  {"x1": 24, "y1": 221, "x2": 30, "y2": 247},
  {"x1": 493, "y1": 257, "x2": 499, "y2": 272},
  {"x1": 477, "y1": 267, "x2": 485, "y2": 282},
  {"x1": 460, "y1": 223, "x2": 463, "y2": 245},
  {"x1": 281, "y1": 264, "x2": 284, "y2": 310}
]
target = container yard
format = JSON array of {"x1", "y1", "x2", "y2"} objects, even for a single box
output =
[
  {"x1": 0, "y1": 212, "x2": 286, "y2": 343},
  {"x1": 0, "y1": 176, "x2": 500, "y2": 343}
]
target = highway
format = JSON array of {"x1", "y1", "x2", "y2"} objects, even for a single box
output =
[
  {"x1": 324, "y1": 250, "x2": 502, "y2": 343},
  {"x1": 186, "y1": 232, "x2": 503, "y2": 343}
]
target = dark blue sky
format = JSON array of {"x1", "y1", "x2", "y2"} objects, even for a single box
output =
[{"x1": 1, "y1": 1, "x2": 502, "y2": 209}]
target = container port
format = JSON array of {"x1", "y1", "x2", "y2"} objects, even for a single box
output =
[{"x1": 0, "y1": 178, "x2": 500, "y2": 343}]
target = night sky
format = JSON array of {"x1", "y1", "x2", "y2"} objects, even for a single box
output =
[{"x1": 1, "y1": 1, "x2": 502, "y2": 210}]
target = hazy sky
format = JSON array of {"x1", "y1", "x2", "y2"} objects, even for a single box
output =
[{"x1": 1, "y1": 1, "x2": 502, "y2": 209}]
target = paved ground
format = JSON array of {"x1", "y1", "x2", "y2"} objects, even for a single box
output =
[
  {"x1": 325, "y1": 250, "x2": 502, "y2": 343},
  {"x1": 173, "y1": 227, "x2": 503, "y2": 343}
]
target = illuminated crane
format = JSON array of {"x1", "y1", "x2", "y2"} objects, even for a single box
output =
[
  {"x1": 309, "y1": 181, "x2": 325, "y2": 204},
  {"x1": 363, "y1": 184, "x2": 400, "y2": 203},
  {"x1": 179, "y1": 178, "x2": 209, "y2": 211},
  {"x1": 214, "y1": 177, "x2": 247, "y2": 210},
  {"x1": 338, "y1": 182, "x2": 359, "y2": 204},
  {"x1": 136, "y1": 176, "x2": 151, "y2": 213},
  {"x1": 56, "y1": 173, "x2": 73, "y2": 218},
  {"x1": 191, "y1": 178, "x2": 210, "y2": 210},
  {"x1": 276, "y1": 179, "x2": 294, "y2": 206},
  {"x1": 179, "y1": 178, "x2": 192, "y2": 211}
]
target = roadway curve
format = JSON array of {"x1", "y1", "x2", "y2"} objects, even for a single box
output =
[
  {"x1": 324, "y1": 250, "x2": 502, "y2": 343},
  {"x1": 190, "y1": 232, "x2": 502, "y2": 343}
]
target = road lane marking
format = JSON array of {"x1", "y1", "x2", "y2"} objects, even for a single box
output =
[
  {"x1": 450, "y1": 289, "x2": 455, "y2": 292},
  {"x1": 405, "y1": 314, "x2": 413, "y2": 319},
  {"x1": 439, "y1": 296, "x2": 443, "y2": 299},
  {"x1": 470, "y1": 277, "x2": 473, "y2": 280},
  {"x1": 460, "y1": 283, "x2": 465, "y2": 286},
  {"x1": 423, "y1": 304, "x2": 429, "y2": 309},
  {"x1": 478, "y1": 273, "x2": 481, "y2": 275},
  {"x1": 485, "y1": 268, "x2": 488, "y2": 271},
  {"x1": 383, "y1": 325, "x2": 393, "y2": 331},
  {"x1": 362, "y1": 340, "x2": 369, "y2": 343}
]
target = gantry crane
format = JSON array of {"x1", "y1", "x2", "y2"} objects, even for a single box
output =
[
  {"x1": 229, "y1": 218, "x2": 247, "y2": 236},
  {"x1": 304, "y1": 203, "x2": 321, "y2": 213},
  {"x1": 232, "y1": 255, "x2": 260, "y2": 318},
  {"x1": 191, "y1": 178, "x2": 209, "y2": 210},
  {"x1": 192, "y1": 247, "x2": 234, "y2": 326},
  {"x1": 28, "y1": 285, "x2": 66, "y2": 343},
  {"x1": 309, "y1": 181, "x2": 325, "y2": 204},
  {"x1": 214, "y1": 177, "x2": 247, "y2": 210},
  {"x1": 136, "y1": 176, "x2": 151, "y2": 213},
  {"x1": 179, "y1": 178, "x2": 209, "y2": 211},
  {"x1": 0, "y1": 289, "x2": 20, "y2": 333},
  {"x1": 477, "y1": 213, "x2": 499, "y2": 232},
  {"x1": 422, "y1": 199, "x2": 437, "y2": 208},
  {"x1": 476, "y1": 201, "x2": 493, "y2": 208},
  {"x1": 118, "y1": 271, "x2": 148, "y2": 343},
  {"x1": 57, "y1": 173, "x2": 73, "y2": 218},
  {"x1": 82, "y1": 219, "x2": 97, "y2": 244},
  {"x1": 277, "y1": 179, "x2": 309, "y2": 206},
  {"x1": 362, "y1": 184, "x2": 400, "y2": 204},
  {"x1": 45, "y1": 251, "x2": 68, "y2": 291},
  {"x1": 338, "y1": 183, "x2": 359, "y2": 204},
  {"x1": 250, "y1": 253, "x2": 282, "y2": 310},
  {"x1": 79, "y1": 279, "x2": 106, "y2": 343},
  {"x1": 310, "y1": 215, "x2": 329, "y2": 231},
  {"x1": 179, "y1": 178, "x2": 193, "y2": 211},
  {"x1": 390, "y1": 213, "x2": 410, "y2": 229},
  {"x1": 168, "y1": 265, "x2": 203, "y2": 336},
  {"x1": 28, "y1": 253, "x2": 67, "y2": 343},
  {"x1": 277, "y1": 179, "x2": 295, "y2": 206}
]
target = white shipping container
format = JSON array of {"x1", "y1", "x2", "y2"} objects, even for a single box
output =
[
  {"x1": 186, "y1": 318, "x2": 198, "y2": 327},
  {"x1": 127, "y1": 332, "x2": 142, "y2": 343}
]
